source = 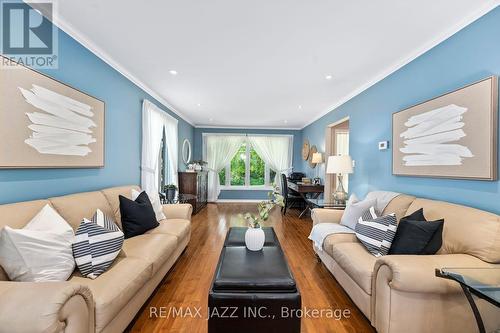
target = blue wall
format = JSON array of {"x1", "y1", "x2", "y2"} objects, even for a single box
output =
[
  {"x1": 193, "y1": 127, "x2": 302, "y2": 200},
  {"x1": 301, "y1": 6, "x2": 500, "y2": 214},
  {"x1": 0, "y1": 5, "x2": 194, "y2": 204}
]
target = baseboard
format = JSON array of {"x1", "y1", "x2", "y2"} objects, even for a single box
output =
[{"x1": 216, "y1": 199, "x2": 263, "y2": 203}]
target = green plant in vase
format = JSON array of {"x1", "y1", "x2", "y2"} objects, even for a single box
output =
[{"x1": 241, "y1": 186, "x2": 284, "y2": 251}]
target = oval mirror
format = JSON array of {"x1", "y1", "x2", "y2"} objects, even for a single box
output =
[{"x1": 182, "y1": 139, "x2": 192, "y2": 165}]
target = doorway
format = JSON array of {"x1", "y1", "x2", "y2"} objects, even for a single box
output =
[{"x1": 324, "y1": 117, "x2": 349, "y2": 202}]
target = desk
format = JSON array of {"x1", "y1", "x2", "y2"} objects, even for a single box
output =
[{"x1": 287, "y1": 182, "x2": 324, "y2": 218}]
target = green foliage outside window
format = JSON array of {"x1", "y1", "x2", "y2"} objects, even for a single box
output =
[
  {"x1": 230, "y1": 144, "x2": 246, "y2": 186},
  {"x1": 218, "y1": 142, "x2": 277, "y2": 187},
  {"x1": 249, "y1": 148, "x2": 265, "y2": 185},
  {"x1": 219, "y1": 168, "x2": 225, "y2": 185}
]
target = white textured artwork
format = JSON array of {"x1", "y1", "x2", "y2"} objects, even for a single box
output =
[
  {"x1": 19, "y1": 84, "x2": 96, "y2": 156},
  {"x1": 399, "y1": 104, "x2": 473, "y2": 166}
]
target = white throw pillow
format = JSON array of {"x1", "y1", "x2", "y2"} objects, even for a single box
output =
[
  {"x1": 340, "y1": 196, "x2": 377, "y2": 230},
  {"x1": 131, "y1": 189, "x2": 166, "y2": 221},
  {"x1": 0, "y1": 204, "x2": 75, "y2": 282}
]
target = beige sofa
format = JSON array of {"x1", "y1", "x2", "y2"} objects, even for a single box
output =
[
  {"x1": 0, "y1": 185, "x2": 192, "y2": 333},
  {"x1": 312, "y1": 194, "x2": 500, "y2": 333}
]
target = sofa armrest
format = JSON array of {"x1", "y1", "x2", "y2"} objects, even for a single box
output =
[
  {"x1": 373, "y1": 254, "x2": 496, "y2": 294},
  {"x1": 0, "y1": 281, "x2": 94, "y2": 333},
  {"x1": 311, "y1": 208, "x2": 344, "y2": 226},
  {"x1": 162, "y1": 203, "x2": 193, "y2": 221}
]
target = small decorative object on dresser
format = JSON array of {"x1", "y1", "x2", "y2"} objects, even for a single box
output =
[{"x1": 178, "y1": 171, "x2": 208, "y2": 214}]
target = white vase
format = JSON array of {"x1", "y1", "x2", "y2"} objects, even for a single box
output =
[{"x1": 245, "y1": 227, "x2": 265, "y2": 251}]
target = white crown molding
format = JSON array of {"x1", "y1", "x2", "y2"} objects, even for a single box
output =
[
  {"x1": 302, "y1": 2, "x2": 500, "y2": 129},
  {"x1": 196, "y1": 125, "x2": 301, "y2": 130},
  {"x1": 32, "y1": 2, "x2": 195, "y2": 126}
]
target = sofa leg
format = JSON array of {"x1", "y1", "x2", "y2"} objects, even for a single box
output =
[{"x1": 315, "y1": 253, "x2": 321, "y2": 263}]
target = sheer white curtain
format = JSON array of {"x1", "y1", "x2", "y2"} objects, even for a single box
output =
[
  {"x1": 248, "y1": 135, "x2": 292, "y2": 187},
  {"x1": 206, "y1": 135, "x2": 244, "y2": 202},
  {"x1": 163, "y1": 112, "x2": 178, "y2": 187},
  {"x1": 141, "y1": 100, "x2": 178, "y2": 215}
]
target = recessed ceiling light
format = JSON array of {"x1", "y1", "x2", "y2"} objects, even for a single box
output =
[
  {"x1": 197, "y1": 103, "x2": 201, "y2": 107},
  {"x1": 325, "y1": 75, "x2": 333, "y2": 80},
  {"x1": 284, "y1": 120, "x2": 288, "y2": 124},
  {"x1": 298, "y1": 105, "x2": 302, "y2": 109},
  {"x1": 209, "y1": 118, "x2": 214, "y2": 122},
  {"x1": 169, "y1": 70, "x2": 178, "y2": 75}
]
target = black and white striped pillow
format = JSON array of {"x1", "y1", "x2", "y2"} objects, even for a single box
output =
[
  {"x1": 72, "y1": 209, "x2": 124, "y2": 279},
  {"x1": 355, "y1": 208, "x2": 397, "y2": 257}
]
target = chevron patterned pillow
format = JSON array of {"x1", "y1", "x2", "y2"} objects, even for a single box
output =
[
  {"x1": 72, "y1": 209, "x2": 124, "y2": 279},
  {"x1": 355, "y1": 208, "x2": 397, "y2": 257}
]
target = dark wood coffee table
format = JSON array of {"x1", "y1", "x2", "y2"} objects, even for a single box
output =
[{"x1": 208, "y1": 227, "x2": 301, "y2": 333}]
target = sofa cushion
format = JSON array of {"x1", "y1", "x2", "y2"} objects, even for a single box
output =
[
  {"x1": 119, "y1": 192, "x2": 159, "y2": 239},
  {"x1": 68, "y1": 256, "x2": 152, "y2": 332},
  {"x1": 73, "y1": 210, "x2": 124, "y2": 279},
  {"x1": 406, "y1": 199, "x2": 500, "y2": 263},
  {"x1": 0, "y1": 204, "x2": 75, "y2": 282},
  {"x1": 147, "y1": 219, "x2": 190, "y2": 241},
  {"x1": 101, "y1": 185, "x2": 140, "y2": 230},
  {"x1": 49, "y1": 191, "x2": 115, "y2": 231},
  {"x1": 330, "y1": 242, "x2": 377, "y2": 295},
  {"x1": 121, "y1": 234, "x2": 177, "y2": 274}
]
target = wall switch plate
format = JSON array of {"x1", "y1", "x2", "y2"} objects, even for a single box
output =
[{"x1": 378, "y1": 141, "x2": 388, "y2": 150}]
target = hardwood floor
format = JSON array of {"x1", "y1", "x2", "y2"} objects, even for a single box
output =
[{"x1": 129, "y1": 203, "x2": 375, "y2": 333}]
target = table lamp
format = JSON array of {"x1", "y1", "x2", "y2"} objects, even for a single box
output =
[
  {"x1": 326, "y1": 155, "x2": 353, "y2": 205},
  {"x1": 311, "y1": 152, "x2": 323, "y2": 184}
]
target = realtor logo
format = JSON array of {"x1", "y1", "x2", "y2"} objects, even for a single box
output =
[{"x1": 1, "y1": 1, "x2": 58, "y2": 68}]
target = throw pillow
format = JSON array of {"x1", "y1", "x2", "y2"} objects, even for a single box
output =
[
  {"x1": 120, "y1": 191, "x2": 159, "y2": 238},
  {"x1": 340, "y1": 196, "x2": 377, "y2": 230},
  {"x1": 132, "y1": 189, "x2": 166, "y2": 221},
  {"x1": 72, "y1": 209, "x2": 124, "y2": 279},
  {"x1": 389, "y1": 208, "x2": 444, "y2": 255},
  {"x1": 0, "y1": 204, "x2": 75, "y2": 282},
  {"x1": 355, "y1": 211, "x2": 398, "y2": 257}
]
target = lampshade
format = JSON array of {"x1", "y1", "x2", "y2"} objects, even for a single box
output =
[
  {"x1": 311, "y1": 152, "x2": 323, "y2": 164},
  {"x1": 326, "y1": 155, "x2": 353, "y2": 174}
]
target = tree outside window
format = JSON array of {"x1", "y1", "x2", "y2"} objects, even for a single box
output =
[{"x1": 218, "y1": 139, "x2": 275, "y2": 188}]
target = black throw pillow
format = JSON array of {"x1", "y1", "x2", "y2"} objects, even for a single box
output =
[
  {"x1": 389, "y1": 208, "x2": 444, "y2": 255},
  {"x1": 119, "y1": 191, "x2": 159, "y2": 239}
]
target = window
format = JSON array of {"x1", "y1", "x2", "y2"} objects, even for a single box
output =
[{"x1": 217, "y1": 138, "x2": 276, "y2": 189}]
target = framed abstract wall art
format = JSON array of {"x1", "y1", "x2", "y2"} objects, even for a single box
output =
[
  {"x1": 392, "y1": 76, "x2": 498, "y2": 180},
  {"x1": 0, "y1": 56, "x2": 105, "y2": 168}
]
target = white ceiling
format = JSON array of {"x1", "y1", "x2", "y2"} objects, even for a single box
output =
[{"x1": 51, "y1": 1, "x2": 499, "y2": 129}]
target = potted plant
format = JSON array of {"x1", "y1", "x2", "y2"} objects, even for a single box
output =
[
  {"x1": 163, "y1": 184, "x2": 177, "y2": 203},
  {"x1": 241, "y1": 186, "x2": 284, "y2": 251}
]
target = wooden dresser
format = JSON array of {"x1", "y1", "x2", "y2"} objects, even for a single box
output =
[{"x1": 178, "y1": 171, "x2": 208, "y2": 214}]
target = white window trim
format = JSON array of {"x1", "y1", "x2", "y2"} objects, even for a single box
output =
[{"x1": 202, "y1": 133, "x2": 293, "y2": 191}]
